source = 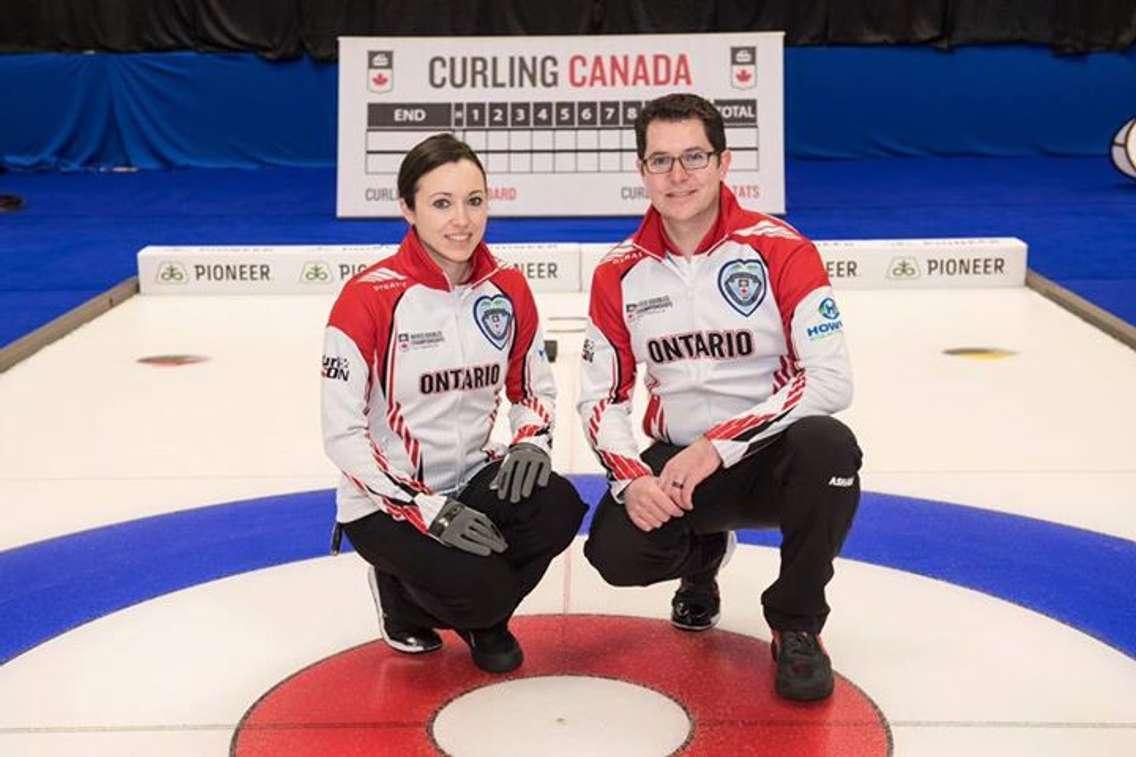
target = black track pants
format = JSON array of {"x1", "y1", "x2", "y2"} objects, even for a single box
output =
[
  {"x1": 584, "y1": 416, "x2": 862, "y2": 633},
  {"x1": 344, "y1": 463, "x2": 586, "y2": 631}
]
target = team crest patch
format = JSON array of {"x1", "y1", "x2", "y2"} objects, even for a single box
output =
[
  {"x1": 717, "y1": 259, "x2": 768, "y2": 317},
  {"x1": 473, "y1": 294, "x2": 514, "y2": 350}
]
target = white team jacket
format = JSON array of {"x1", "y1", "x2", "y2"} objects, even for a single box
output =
[
  {"x1": 321, "y1": 229, "x2": 555, "y2": 531},
  {"x1": 578, "y1": 185, "x2": 853, "y2": 498}
]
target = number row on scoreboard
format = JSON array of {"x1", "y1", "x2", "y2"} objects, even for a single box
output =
[
  {"x1": 366, "y1": 100, "x2": 758, "y2": 130},
  {"x1": 469, "y1": 101, "x2": 632, "y2": 128}
]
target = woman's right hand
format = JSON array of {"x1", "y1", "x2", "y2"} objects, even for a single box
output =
[{"x1": 423, "y1": 495, "x2": 508, "y2": 556}]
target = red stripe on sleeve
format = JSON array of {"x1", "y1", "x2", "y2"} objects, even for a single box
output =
[
  {"x1": 590, "y1": 265, "x2": 637, "y2": 403},
  {"x1": 766, "y1": 241, "x2": 829, "y2": 353}
]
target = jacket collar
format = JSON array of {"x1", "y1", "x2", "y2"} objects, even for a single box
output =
[
  {"x1": 398, "y1": 227, "x2": 502, "y2": 291},
  {"x1": 630, "y1": 183, "x2": 742, "y2": 259}
]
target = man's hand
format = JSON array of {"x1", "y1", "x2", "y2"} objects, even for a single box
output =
[
  {"x1": 657, "y1": 437, "x2": 722, "y2": 510},
  {"x1": 624, "y1": 476, "x2": 687, "y2": 532},
  {"x1": 426, "y1": 496, "x2": 508, "y2": 556},
  {"x1": 490, "y1": 442, "x2": 552, "y2": 503}
]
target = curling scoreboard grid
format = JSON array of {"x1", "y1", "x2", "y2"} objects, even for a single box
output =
[{"x1": 337, "y1": 33, "x2": 784, "y2": 217}]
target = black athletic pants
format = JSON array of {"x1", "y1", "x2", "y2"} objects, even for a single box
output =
[
  {"x1": 584, "y1": 416, "x2": 862, "y2": 634},
  {"x1": 344, "y1": 462, "x2": 587, "y2": 632}
]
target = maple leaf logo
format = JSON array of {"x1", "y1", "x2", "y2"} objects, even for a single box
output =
[
  {"x1": 735, "y1": 69, "x2": 752, "y2": 84},
  {"x1": 367, "y1": 51, "x2": 393, "y2": 93}
]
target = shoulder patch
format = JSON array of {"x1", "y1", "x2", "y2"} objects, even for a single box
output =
[
  {"x1": 732, "y1": 220, "x2": 801, "y2": 241},
  {"x1": 357, "y1": 267, "x2": 407, "y2": 284},
  {"x1": 600, "y1": 241, "x2": 646, "y2": 267}
]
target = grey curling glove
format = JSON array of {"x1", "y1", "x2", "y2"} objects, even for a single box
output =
[
  {"x1": 426, "y1": 496, "x2": 508, "y2": 556},
  {"x1": 491, "y1": 442, "x2": 552, "y2": 503}
]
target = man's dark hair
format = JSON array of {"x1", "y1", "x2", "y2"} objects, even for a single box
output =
[
  {"x1": 634, "y1": 93, "x2": 727, "y2": 160},
  {"x1": 398, "y1": 133, "x2": 487, "y2": 209}
]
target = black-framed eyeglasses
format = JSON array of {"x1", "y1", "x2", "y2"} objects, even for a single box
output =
[{"x1": 641, "y1": 149, "x2": 719, "y2": 174}]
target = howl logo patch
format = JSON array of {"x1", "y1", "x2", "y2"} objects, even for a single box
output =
[
  {"x1": 473, "y1": 294, "x2": 514, "y2": 350},
  {"x1": 717, "y1": 259, "x2": 768, "y2": 317}
]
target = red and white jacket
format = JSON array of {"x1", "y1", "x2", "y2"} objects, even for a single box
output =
[
  {"x1": 578, "y1": 185, "x2": 852, "y2": 498},
  {"x1": 321, "y1": 229, "x2": 555, "y2": 530}
]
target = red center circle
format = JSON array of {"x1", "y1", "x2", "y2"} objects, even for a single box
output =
[{"x1": 232, "y1": 614, "x2": 891, "y2": 756}]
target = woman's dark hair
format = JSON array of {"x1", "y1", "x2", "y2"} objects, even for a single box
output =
[
  {"x1": 397, "y1": 133, "x2": 487, "y2": 210},
  {"x1": 634, "y1": 93, "x2": 727, "y2": 160}
]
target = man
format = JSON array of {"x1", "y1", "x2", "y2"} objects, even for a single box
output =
[{"x1": 578, "y1": 93, "x2": 861, "y2": 701}]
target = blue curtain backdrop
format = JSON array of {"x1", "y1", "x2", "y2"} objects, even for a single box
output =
[
  {"x1": 2, "y1": 53, "x2": 337, "y2": 170},
  {"x1": 2, "y1": 46, "x2": 1135, "y2": 170}
]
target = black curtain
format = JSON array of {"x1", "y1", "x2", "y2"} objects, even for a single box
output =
[
  {"x1": 0, "y1": 1, "x2": 303, "y2": 58},
  {"x1": 1, "y1": 1, "x2": 1133, "y2": 59}
]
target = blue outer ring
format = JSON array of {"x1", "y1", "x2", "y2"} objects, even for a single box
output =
[{"x1": 2, "y1": 476, "x2": 1134, "y2": 665}]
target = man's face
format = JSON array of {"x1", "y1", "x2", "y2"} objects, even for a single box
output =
[{"x1": 640, "y1": 118, "x2": 731, "y2": 227}]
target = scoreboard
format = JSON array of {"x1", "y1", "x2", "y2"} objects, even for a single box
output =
[{"x1": 338, "y1": 33, "x2": 784, "y2": 217}]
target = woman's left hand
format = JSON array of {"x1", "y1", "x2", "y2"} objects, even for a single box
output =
[{"x1": 491, "y1": 443, "x2": 552, "y2": 503}]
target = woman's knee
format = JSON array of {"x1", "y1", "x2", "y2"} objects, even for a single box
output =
[
  {"x1": 427, "y1": 563, "x2": 515, "y2": 629},
  {"x1": 545, "y1": 473, "x2": 588, "y2": 518}
]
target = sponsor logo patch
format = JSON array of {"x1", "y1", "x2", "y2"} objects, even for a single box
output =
[
  {"x1": 624, "y1": 295, "x2": 673, "y2": 323},
  {"x1": 398, "y1": 331, "x2": 445, "y2": 351},
  {"x1": 322, "y1": 356, "x2": 350, "y2": 381}
]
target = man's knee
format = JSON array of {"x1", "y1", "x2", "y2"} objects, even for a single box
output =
[
  {"x1": 783, "y1": 415, "x2": 862, "y2": 476},
  {"x1": 584, "y1": 537, "x2": 644, "y2": 587},
  {"x1": 584, "y1": 519, "x2": 659, "y2": 587}
]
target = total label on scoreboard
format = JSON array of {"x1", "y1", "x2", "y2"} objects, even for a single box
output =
[{"x1": 337, "y1": 33, "x2": 785, "y2": 217}]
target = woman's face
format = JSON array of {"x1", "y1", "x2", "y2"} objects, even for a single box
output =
[{"x1": 400, "y1": 159, "x2": 488, "y2": 271}]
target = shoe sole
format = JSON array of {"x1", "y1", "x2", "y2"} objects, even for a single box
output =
[
  {"x1": 369, "y1": 566, "x2": 441, "y2": 655},
  {"x1": 381, "y1": 630, "x2": 442, "y2": 655},
  {"x1": 460, "y1": 630, "x2": 524, "y2": 673},
  {"x1": 471, "y1": 647, "x2": 524, "y2": 673},
  {"x1": 670, "y1": 611, "x2": 722, "y2": 632},
  {"x1": 775, "y1": 678, "x2": 834, "y2": 701}
]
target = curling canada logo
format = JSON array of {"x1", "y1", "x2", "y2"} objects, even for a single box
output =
[
  {"x1": 731, "y1": 47, "x2": 756, "y2": 90},
  {"x1": 368, "y1": 51, "x2": 393, "y2": 93}
]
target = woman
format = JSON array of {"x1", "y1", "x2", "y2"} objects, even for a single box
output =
[{"x1": 321, "y1": 133, "x2": 585, "y2": 673}]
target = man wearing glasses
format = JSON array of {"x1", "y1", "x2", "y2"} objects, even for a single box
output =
[{"x1": 578, "y1": 93, "x2": 862, "y2": 701}]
